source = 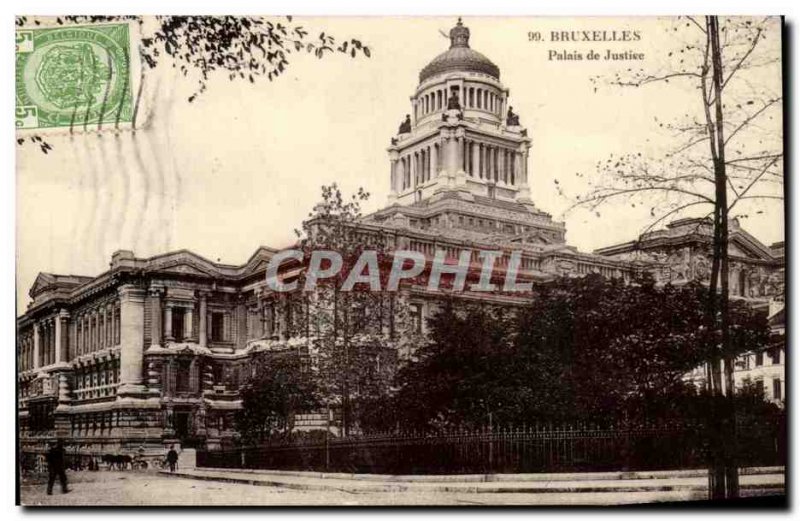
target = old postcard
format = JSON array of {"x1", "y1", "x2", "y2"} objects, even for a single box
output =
[{"x1": 16, "y1": 15, "x2": 785, "y2": 507}]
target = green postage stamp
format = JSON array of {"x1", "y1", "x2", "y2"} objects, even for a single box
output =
[{"x1": 15, "y1": 23, "x2": 135, "y2": 131}]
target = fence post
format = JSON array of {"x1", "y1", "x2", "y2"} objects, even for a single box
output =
[
  {"x1": 488, "y1": 413, "x2": 494, "y2": 471},
  {"x1": 325, "y1": 407, "x2": 332, "y2": 471}
]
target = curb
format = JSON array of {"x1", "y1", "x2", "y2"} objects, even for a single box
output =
[
  {"x1": 159, "y1": 470, "x2": 785, "y2": 495},
  {"x1": 168, "y1": 465, "x2": 785, "y2": 483}
]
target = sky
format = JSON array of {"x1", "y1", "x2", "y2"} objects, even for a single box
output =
[{"x1": 16, "y1": 16, "x2": 784, "y2": 311}]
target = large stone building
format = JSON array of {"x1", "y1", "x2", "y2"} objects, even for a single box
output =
[{"x1": 17, "y1": 20, "x2": 784, "y2": 463}]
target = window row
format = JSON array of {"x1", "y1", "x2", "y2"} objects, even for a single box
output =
[
  {"x1": 75, "y1": 306, "x2": 121, "y2": 356},
  {"x1": 416, "y1": 85, "x2": 504, "y2": 118},
  {"x1": 73, "y1": 360, "x2": 120, "y2": 400}
]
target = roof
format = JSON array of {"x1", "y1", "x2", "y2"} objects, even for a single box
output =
[{"x1": 419, "y1": 20, "x2": 500, "y2": 83}]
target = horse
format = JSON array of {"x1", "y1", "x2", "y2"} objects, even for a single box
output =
[{"x1": 101, "y1": 454, "x2": 132, "y2": 470}]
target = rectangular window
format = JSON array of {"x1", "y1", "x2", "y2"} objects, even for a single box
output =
[
  {"x1": 172, "y1": 308, "x2": 185, "y2": 341},
  {"x1": 770, "y1": 347, "x2": 781, "y2": 365},
  {"x1": 755, "y1": 351, "x2": 764, "y2": 367},
  {"x1": 410, "y1": 304, "x2": 423, "y2": 334},
  {"x1": 736, "y1": 355, "x2": 750, "y2": 370},
  {"x1": 773, "y1": 378, "x2": 782, "y2": 401},
  {"x1": 176, "y1": 359, "x2": 192, "y2": 393},
  {"x1": 211, "y1": 312, "x2": 225, "y2": 342}
]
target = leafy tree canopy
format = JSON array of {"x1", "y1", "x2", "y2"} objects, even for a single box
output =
[{"x1": 384, "y1": 275, "x2": 771, "y2": 430}]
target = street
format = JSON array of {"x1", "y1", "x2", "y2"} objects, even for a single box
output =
[{"x1": 20, "y1": 470, "x2": 784, "y2": 506}]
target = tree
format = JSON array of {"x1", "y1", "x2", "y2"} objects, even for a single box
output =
[
  {"x1": 294, "y1": 184, "x2": 411, "y2": 435},
  {"x1": 390, "y1": 300, "x2": 519, "y2": 430},
  {"x1": 15, "y1": 15, "x2": 371, "y2": 151},
  {"x1": 388, "y1": 275, "x2": 772, "y2": 430},
  {"x1": 570, "y1": 16, "x2": 782, "y2": 499},
  {"x1": 235, "y1": 352, "x2": 321, "y2": 444}
]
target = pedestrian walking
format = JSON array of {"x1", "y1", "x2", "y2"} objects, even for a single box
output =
[
  {"x1": 46, "y1": 440, "x2": 70, "y2": 495},
  {"x1": 166, "y1": 445, "x2": 179, "y2": 473}
]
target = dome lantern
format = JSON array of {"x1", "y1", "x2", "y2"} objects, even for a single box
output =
[
  {"x1": 419, "y1": 19, "x2": 500, "y2": 83},
  {"x1": 449, "y1": 18, "x2": 470, "y2": 48}
]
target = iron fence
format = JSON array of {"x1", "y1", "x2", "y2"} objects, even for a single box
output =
[{"x1": 198, "y1": 419, "x2": 785, "y2": 474}]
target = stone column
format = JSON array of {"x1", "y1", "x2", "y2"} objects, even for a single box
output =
[
  {"x1": 33, "y1": 322, "x2": 40, "y2": 369},
  {"x1": 516, "y1": 145, "x2": 532, "y2": 202},
  {"x1": 149, "y1": 286, "x2": 163, "y2": 348},
  {"x1": 499, "y1": 149, "x2": 506, "y2": 183},
  {"x1": 430, "y1": 142, "x2": 439, "y2": 178},
  {"x1": 56, "y1": 310, "x2": 70, "y2": 363},
  {"x1": 76, "y1": 317, "x2": 82, "y2": 356},
  {"x1": 472, "y1": 142, "x2": 481, "y2": 179},
  {"x1": 456, "y1": 136, "x2": 465, "y2": 173},
  {"x1": 410, "y1": 152, "x2": 417, "y2": 187},
  {"x1": 388, "y1": 156, "x2": 399, "y2": 201},
  {"x1": 106, "y1": 305, "x2": 113, "y2": 346},
  {"x1": 185, "y1": 306, "x2": 194, "y2": 342},
  {"x1": 521, "y1": 147, "x2": 529, "y2": 184},
  {"x1": 263, "y1": 301, "x2": 273, "y2": 338},
  {"x1": 117, "y1": 284, "x2": 147, "y2": 398},
  {"x1": 233, "y1": 299, "x2": 244, "y2": 347},
  {"x1": 278, "y1": 298, "x2": 288, "y2": 341},
  {"x1": 487, "y1": 146, "x2": 495, "y2": 181},
  {"x1": 43, "y1": 320, "x2": 51, "y2": 365},
  {"x1": 115, "y1": 304, "x2": 121, "y2": 345},
  {"x1": 88, "y1": 312, "x2": 94, "y2": 352},
  {"x1": 198, "y1": 292, "x2": 208, "y2": 348},
  {"x1": 446, "y1": 132, "x2": 459, "y2": 181},
  {"x1": 100, "y1": 308, "x2": 107, "y2": 348},
  {"x1": 164, "y1": 304, "x2": 173, "y2": 342}
]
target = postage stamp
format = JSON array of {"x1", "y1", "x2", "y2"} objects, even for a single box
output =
[{"x1": 15, "y1": 23, "x2": 135, "y2": 131}]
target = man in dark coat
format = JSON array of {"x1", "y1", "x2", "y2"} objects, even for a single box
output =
[
  {"x1": 46, "y1": 440, "x2": 69, "y2": 495},
  {"x1": 166, "y1": 445, "x2": 179, "y2": 473}
]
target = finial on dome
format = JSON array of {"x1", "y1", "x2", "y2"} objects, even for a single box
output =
[{"x1": 449, "y1": 17, "x2": 470, "y2": 48}]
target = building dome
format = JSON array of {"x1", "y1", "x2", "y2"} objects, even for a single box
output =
[{"x1": 419, "y1": 19, "x2": 500, "y2": 83}]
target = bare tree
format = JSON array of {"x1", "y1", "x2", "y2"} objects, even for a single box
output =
[
  {"x1": 570, "y1": 16, "x2": 783, "y2": 499},
  {"x1": 295, "y1": 184, "x2": 412, "y2": 436}
]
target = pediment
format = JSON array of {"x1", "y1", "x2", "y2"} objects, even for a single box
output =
[
  {"x1": 148, "y1": 252, "x2": 221, "y2": 278},
  {"x1": 158, "y1": 261, "x2": 217, "y2": 278},
  {"x1": 241, "y1": 246, "x2": 279, "y2": 276},
  {"x1": 29, "y1": 273, "x2": 56, "y2": 297},
  {"x1": 249, "y1": 260, "x2": 270, "y2": 274},
  {"x1": 728, "y1": 242, "x2": 750, "y2": 258},
  {"x1": 728, "y1": 234, "x2": 774, "y2": 261}
]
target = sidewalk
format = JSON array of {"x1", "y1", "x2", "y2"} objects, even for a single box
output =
[{"x1": 159, "y1": 466, "x2": 785, "y2": 495}]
